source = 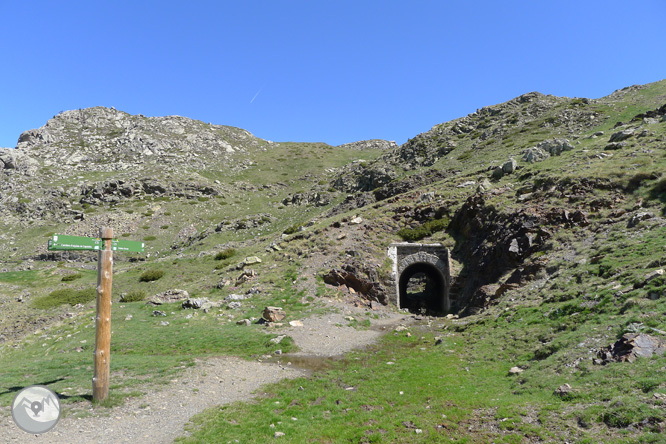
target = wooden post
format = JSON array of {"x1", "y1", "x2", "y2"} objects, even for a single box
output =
[{"x1": 93, "y1": 227, "x2": 113, "y2": 402}]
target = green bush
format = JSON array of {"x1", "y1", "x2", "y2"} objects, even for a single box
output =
[
  {"x1": 139, "y1": 269, "x2": 164, "y2": 282},
  {"x1": 61, "y1": 273, "x2": 82, "y2": 282},
  {"x1": 284, "y1": 224, "x2": 302, "y2": 235},
  {"x1": 121, "y1": 290, "x2": 146, "y2": 302},
  {"x1": 397, "y1": 217, "x2": 449, "y2": 242},
  {"x1": 143, "y1": 235, "x2": 157, "y2": 241},
  {"x1": 215, "y1": 248, "x2": 236, "y2": 261},
  {"x1": 32, "y1": 288, "x2": 96, "y2": 309}
]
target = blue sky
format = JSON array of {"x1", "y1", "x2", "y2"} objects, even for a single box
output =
[{"x1": 1, "y1": 1, "x2": 665, "y2": 148}]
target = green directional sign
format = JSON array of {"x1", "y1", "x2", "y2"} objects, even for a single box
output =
[
  {"x1": 48, "y1": 235, "x2": 145, "y2": 253},
  {"x1": 48, "y1": 234, "x2": 102, "y2": 251},
  {"x1": 111, "y1": 239, "x2": 145, "y2": 253}
]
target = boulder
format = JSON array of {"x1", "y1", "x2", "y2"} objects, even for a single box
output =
[
  {"x1": 263, "y1": 306, "x2": 286, "y2": 322},
  {"x1": 609, "y1": 128, "x2": 636, "y2": 142},
  {"x1": 627, "y1": 211, "x2": 654, "y2": 228},
  {"x1": 521, "y1": 147, "x2": 549, "y2": 163},
  {"x1": 604, "y1": 141, "x2": 627, "y2": 150},
  {"x1": 182, "y1": 298, "x2": 208, "y2": 309},
  {"x1": 535, "y1": 139, "x2": 574, "y2": 156},
  {"x1": 147, "y1": 289, "x2": 190, "y2": 305},
  {"x1": 243, "y1": 256, "x2": 262, "y2": 265},
  {"x1": 596, "y1": 333, "x2": 666, "y2": 364},
  {"x1": 502, "y1": 158, "x2": 518, "y2": 174}
]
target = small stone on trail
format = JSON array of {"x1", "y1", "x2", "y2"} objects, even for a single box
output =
[{"x1": 289, "y1": 320, "x2": 303, "y2": 327}]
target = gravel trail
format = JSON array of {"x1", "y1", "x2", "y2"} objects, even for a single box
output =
[{"x1": 0, "y1": 305, "x2": 408, "y2": 443}]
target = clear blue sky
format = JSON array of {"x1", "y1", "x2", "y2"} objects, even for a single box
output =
[{"x1": 1, "y1": 1, "x2": 665, "y2": 148}]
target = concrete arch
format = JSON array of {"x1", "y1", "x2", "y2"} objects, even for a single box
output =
[{"x1": 388, "y1": 243, "x2": 451, "y2": 314}]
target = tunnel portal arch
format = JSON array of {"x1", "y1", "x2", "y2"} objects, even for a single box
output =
[{"x1": 388, "y1": 243, "x2": 451, "y2": 314}]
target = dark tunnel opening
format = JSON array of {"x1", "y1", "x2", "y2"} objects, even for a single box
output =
[{"x1": 398, "y1": 262, "x2": 447, "y2": 315}]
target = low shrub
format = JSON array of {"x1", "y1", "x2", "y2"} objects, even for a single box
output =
[
  {"x1": 120, "y1": 290, "x2": 146, "y2": 302},
  {"x1": 61, "y1": 273, "x2": 82, "y2": 282},
  {"x1": 284, "y1": 224, "x2": 302, "y2": 235},
  {"x1": 397, "y1": 217, "x2": 449, "y2": 242},
  {"x1": 215, "y1": 248, "x2": 236, "y2": 261},
  {"x1": 143, "y1": 235, "x2": 157, "y2": 241},
  {"x1": 139, "y1": 269, "x2": 164, "y2": 282}
]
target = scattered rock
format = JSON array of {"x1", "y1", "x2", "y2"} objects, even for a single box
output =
[
  {"x1": 627, "y1": 211, "x2": 654, "y2": 228},
  {"x1": 609, "y1": 128, "x2": 636, "y2": 142},
  {"x1": 502, "y1": 158, "x2": 517, "y2": 174},
  {"x1": 521, "y1": 147, "x2": 549, "y2": 163},
  {"x1": 270, "y1": 335, "x2": 287, "y2": 344},
  {"x1": 350, "y1": 216, "x2": 363, "y2": 225},
  {"x1": 535, "y1": 138, "x2": 574, "y2": 156},
  {"x1": 243, "y1": 256, "x2": 262, "y2": 265},
  {"x1": 152, "y1": 310, "x2": 167, "y2": 317},
  {"x1": 263, "y1": 306, "x2": 286, "y2": 322},
  {"x1": 508, "y1": 366, "x2": 524, "y2": 375},
  {"x1": 225, "y1": 293, "x2": 247, "y2": 302},
  {"x1": 596, "y1": 333, "x2": 666, "y2": 364},
  {"x1": 289, "y1": 320, "x2": 304, "y2": 327},
  {"x1": 227, "y1": 301, "x2": 242, "y2": 310},
  {"x1": 236, "y1": 319, "x2": 251, "y2": 326},
  {"x1": 182, "y1": 298, "x2": 208, "y2": 309},
  {"x1": 605, "y1": 141, "x2": 627, "y2": 150},
  {"x1": 147, "y1": 289, "x2": 190, "y2": 305},
  {"x1": 160, "y1": 321, "x2": 169, "y2": 326},
  {"x1": 554, "y1": 383, "x2": 573, "y2": 398},
  {"x1": 236, "y1": 269, "x2": 257, "y2": 284},
  {"x1": 644, "y1": 269, "x2": 664, "y2": 284}
]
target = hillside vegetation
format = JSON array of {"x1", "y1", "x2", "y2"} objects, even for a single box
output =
[{"x1": 1, "y1": 80, "x2": 666, "y2": 442}]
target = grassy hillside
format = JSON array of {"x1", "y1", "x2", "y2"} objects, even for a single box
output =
[{"x1": 1, "y1": 80, "x2": 665, "y2": 442}]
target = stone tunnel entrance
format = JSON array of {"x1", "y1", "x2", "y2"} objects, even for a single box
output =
[{"x1": 388, "y1": 243, "x2": 451, "y2": 314}]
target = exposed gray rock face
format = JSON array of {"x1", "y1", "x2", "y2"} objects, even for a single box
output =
[
  {"x1": 282, "y1": 191, "x2": 330, "y2": 207},
  {"x1": 13, "y1": 107, "x2": 259, "y2": 173},
  {"x1": 332, "y1": 163, "x2": 397, "y2": 193},
  {"x1": 521, "y1": 147, "x2": 549, "y2": 163},
  {"x1": 336, "y1": 139, "x2": 397, "y2": 151},
  {"x1": 0, "y1": 148, "x2": 39, "y2": 174},
  {"x1": 536, "y1": 139, "x2": 574, "y2": 156}
]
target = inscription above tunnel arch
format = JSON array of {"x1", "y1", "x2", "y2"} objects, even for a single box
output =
[{"x1": 387, "y1": 243, "x2": 451, "y2": 314}]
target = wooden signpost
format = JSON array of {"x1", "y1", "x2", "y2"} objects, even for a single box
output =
[{"x1": 48, "y1": 228, "x2": 144, "y2": 402}]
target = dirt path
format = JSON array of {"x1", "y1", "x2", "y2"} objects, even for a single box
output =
[{"x1": 0, "y1": 303, "x2": 408, "y2": 443}]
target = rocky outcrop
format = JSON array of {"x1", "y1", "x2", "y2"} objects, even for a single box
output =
[
  {"x1": 282, "y1": 191, "x2": 330, "y2": 207},
  {"x1": 596, "y1": 333, "x2": 666, "y2": 364},
  {"x1": 13, "y1": 107, "x2": 260, "y2": 173},
  {"x1": 336, "y1": 139, "x2": 398, "y2": 151},
  {"x1": 323, "y1": 261, "x2": 388, "y2": 305}
]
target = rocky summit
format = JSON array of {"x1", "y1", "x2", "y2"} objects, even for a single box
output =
[{"x1": 1, "y1": 79, "x2": 666, "y2": 442}]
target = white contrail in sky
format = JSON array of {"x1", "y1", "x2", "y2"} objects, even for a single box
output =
[{"x1": 250, "y1": 85, "x2": 265, "y2": 104}]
